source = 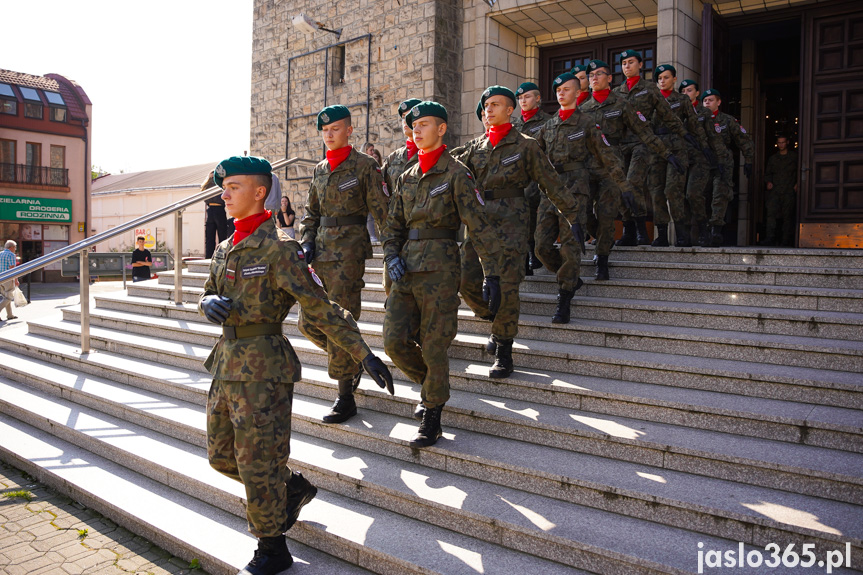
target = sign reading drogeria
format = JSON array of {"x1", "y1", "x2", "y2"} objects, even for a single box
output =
[{"x1": 0, "y1": 196, "x2": 72, "y2": 223}]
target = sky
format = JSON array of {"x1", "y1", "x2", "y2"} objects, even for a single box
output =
[{"x1": 2, "y1": 0, "x2": 253, "y2": 175}]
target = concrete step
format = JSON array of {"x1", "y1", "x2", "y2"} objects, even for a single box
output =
[{"x1": 0, "y1": 360, "x2": 860, "y2": 572}]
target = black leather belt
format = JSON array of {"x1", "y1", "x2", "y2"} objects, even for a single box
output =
[
  {"x1": 483, "y1": 189, "x2": 524, "y2": 201},
  {"x1": 407, "y1": 229, "x2": 457, "y2": 240},
  {"x1": 553, "y1": 162, "x2": 584, "y2": 174},
  {"x1": 320, "y1": 215, "x2": 367, "y2": 227},
  {"x1": 223, "y1": 323, "x2": 283, "y2": 340}
]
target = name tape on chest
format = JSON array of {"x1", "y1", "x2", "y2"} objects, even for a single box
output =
[
  {"x1": 529, "y1": 125, "x2": 543, "y2": 134},
  {"x1": 567, "y1": 130, "x2": 585, "y2": 141},
  {"x1": 697, "y1": 116, "x2": 705, "y2": 122},
  {"x1": 337, "y1": 177, "x2": 359, "y2": 191},
  {"x1": 241, "y1": 263, "x2": 269, "y2": 278},
  {"x1": 635, "y1": 89, "x2": 648, "y2": 97},
  {"x1": 604, "y1": 110, "x2": 622, "y2": 118},
  {"x1": 670, "y1": 102, "x2": 681, "y2": 109},
  {"x1": 429, "y1": 182, "x2": 450, "y2": 197},
  {"x1": 501, "y1": 153, "x2": 521, "y2": 166}
]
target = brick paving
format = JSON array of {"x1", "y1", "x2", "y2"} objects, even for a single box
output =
[{"x1": 0, "y1": 461, "x2": 210, "y2": 575}]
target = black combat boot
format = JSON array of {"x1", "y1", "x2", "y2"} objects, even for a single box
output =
[
  {"x1": 710, "y1": 225, "x2": 724, "y2": 247},
  {"x1": 675, "y1": 223, "x2": 692, "y2": 247},
  {"x1": 489, "y1": 339, "x2": 514, "y2": 379},
  {"x1": 651, "y1": 224, "x2": 669, "y2": 247},
  {"x1": 696, "y1": 220, "x2": 710, "y2": 247},
  {"x1": 410, "y1": 404, "x2": 444, "y2": 448},
  {"x1": 413, "y1": 402, "x2": 425, "y2": 421},
  {"x1": 615, "y1": 220, "x2": 637, "y2": 246},
  {"x1": 551, "y1": 289, "x2": 576, "y2": 324},
  {"x1": 322, "y1": 394, "x2": 356, "y2": 423},
  {"x1": 595, "y1": 255, "x2": 610, "y2": 281},
  {"x1": 284, "y1": 471, "x2": 317, "y2": 531},
  {"x1": 239, "y1": 536, "x2": 293, "y2": 575},
  {"x1": 635, "y1": 217, "x2": 650, "y2": 245}
]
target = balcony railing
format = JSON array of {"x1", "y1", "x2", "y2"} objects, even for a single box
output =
[{"x1": 0, "y1": 163, "x2": 69, "y2": 187}]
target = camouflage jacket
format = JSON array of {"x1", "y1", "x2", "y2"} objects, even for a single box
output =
[
  {"x1": 381, "y1": 145, "x2": 418, "y2": 202},
  {"x1": 451, "y1": 128, "x2": 579, "y2": 241},
  {"x1": 512, "y1": 109, "x2": 553, "y2": 140},
  {"x1": 383, "y1": 149, "x2": 501, "y2": 277},
  {"x1": 692, "y1": 102, "x2": 728, "y2": 159},
  {"x1": 537, "y1": 109, "x2": 629, "y2": 194},
  {"x1": 199, "y1": 217, "x2": 370, "y2": 383},
  {"x1": 711, "y1": 111, "x2": 755, "y2": 164},
  {"x1": 615, "y1": 76, "x2": 687, "y2": 145},
  {"x1": 656, "y1": 91, "x2": 708, "y2": 150},
  {"x1": 765, "y1": 150, "x2": 798, "y2": 192},
  {"x1": 300, "y1": 149, "x2": 388, "y2": 261},
  {"x1": 580, "y1": 90, "x2": 670, "y2": 158}
]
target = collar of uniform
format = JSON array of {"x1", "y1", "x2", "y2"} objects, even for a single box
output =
[
  {"x1": 418, "y1": 147, "x2": 452, "y2": 178},
  {"x1": 230, "y1": 215, "x2": 275, "y2": 251}
]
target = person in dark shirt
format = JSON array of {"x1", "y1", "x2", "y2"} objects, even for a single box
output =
[{"x1": 131, "y1": 236, "x2": 152, "y2": 282}]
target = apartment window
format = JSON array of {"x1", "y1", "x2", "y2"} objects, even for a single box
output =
[
  {"x1": 20, "y1": 87, "x2": 43, "y2": 119},
  {"x1": 0, "y1": 140, "x2": 15, "y2": 182},
  {"x1": 0, "y1": 83, "x2": 17, "y2": 115},
  {"x1": 50, "y1": 145, "x2": 66, "y2": 186},
  {"x1": 45, "y1": 91, "x2": 67, "y2": 123},
  {"x1": 26, "y1": 142, "x2": 41, "y2": 183}
]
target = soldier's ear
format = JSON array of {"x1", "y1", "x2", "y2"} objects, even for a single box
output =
[{"x1": 437, "y1": 121, "x2": 448, "y2": 138}]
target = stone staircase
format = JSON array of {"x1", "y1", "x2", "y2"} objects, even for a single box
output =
[{"x1": 0, "y1": 245, "x2": 861, "y2": 574}]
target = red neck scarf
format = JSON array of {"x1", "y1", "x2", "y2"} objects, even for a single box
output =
[
  {"x1": 232, "y1": 210, "x2": 272, "y2": 245},
  {"x1": 711, "y1": 110, "x2": 720, "y2": 119},
  {"x1": 487, "y1": 123, "x2": 512, "y2": 147},
  {"x1": 559, "y1": 108, "x2": 576, "y2": 121},
  {"x1": 405, "y1": 139, "x2": 418, "y2": 159},
  {"x1": 521, "y1": 108, "x2": 539, "y2": 122},
  {"x1": 660, "y1": 89, "x2": 672, "y2": 98},
  {"x1": 326, "y1": 146, "x2": 352, "y2": 170},
  {"x1": 626, "y1": 76, "x2": 640, "y2": 91},
  {"x1": 576, "y1": 92, "x2": 590, "y2": 107},
  {"x1": 418, "y1": 145, "x2": 447, "y2": 173},
  {"x1": 592, "y1": 89, "x2": 610, "y2": 104}
]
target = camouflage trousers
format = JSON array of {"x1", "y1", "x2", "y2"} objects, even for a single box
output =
[
  {"x1": 207, "y1": 378, "x2": 294, "y2": 538},
  {"x1": 619, "y1": 142, "x2": 652, "y2": 220},
  {"x1": 535, "y1": 183, "x2": 588, "y2": 292},
  {"x1": 384, "y1": 269, "x2": 460, "y2": 408},
  {"x1": 684, "y1": 146, "x2": 711, "y2": 225},
  {"x1": 298, "y1": 258, "x2": 364, "y2": 385},
  {"x1": 526, "y1": 183, "x2": 542, "y2": 253},
  {"x1": 709, "y1": 155, "x2": 735, "y2": 226},
  {"x1": 765, "y1": 188, "x2": 796, "y2": 245},
  {"x1": 460, "y1": 237, "x2": 524, "y2": 340},
  {"x1": 586, "y1": 174, "x2": 623, "y2": 256},
  {"x1": 649, "y1": 136, "x2": 689, "y2": 226}
]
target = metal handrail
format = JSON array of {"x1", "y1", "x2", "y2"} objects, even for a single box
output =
[{"x1": 0, "y1": 156, "x2": 316, "y2": 352}]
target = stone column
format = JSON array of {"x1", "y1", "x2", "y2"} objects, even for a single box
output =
[{"x1": 657, "y1": 0, "x2": 704, "y2": 82}]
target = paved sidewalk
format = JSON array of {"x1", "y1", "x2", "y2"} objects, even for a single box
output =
[{"x1": 0, "y1": 461, "x2": 210, "y2": 575}]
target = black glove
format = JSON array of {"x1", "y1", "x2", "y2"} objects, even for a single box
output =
[
  {"x1": 301, "y1": 242, "x2": 315, "y2": 265},
  {"x1": 703, "y1": 147, "x2": 717, "y2": 168},
  {"x1": 201, "y1": 295, "x2": 232, "y2": 325},
  {"x1": 743, "y1": 163, "x2": 752, "y2": 178},
  {"x1": 684, "y1": 134, "x2": 699, "y2": 149},
  {"x1": 570, "y1": 222, "x2": 586, "y2": 255},
  {"x1": 362, "y1": 353, "x2": 394, "y2": 395},
  {"x1": 482, "y1": 276, "x2": 501, "y2": 316},
  {"x1": 384, "y1": 254, "x2": 406, "y2": 282},
  {"x1": 667, "y1": 154, "x2": 685, "y2": 175}
]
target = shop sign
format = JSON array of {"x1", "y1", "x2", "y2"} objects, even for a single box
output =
[{"x1": 0, "y1": 196, "x2": 72, "y2": 223}]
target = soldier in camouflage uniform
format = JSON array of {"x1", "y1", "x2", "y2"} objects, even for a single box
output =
[
  {"x1": 701, "y1": 88, "x2": 755, "y2": 246},
  {"x1": 535, "y1": 72, "x2": 631, "y2": 324},
  {"x1": 380, "y1": 98, "x2": 422, "y2": 295},
  {"x1": 512, "y1": 81, "x2": 552, "y2": 275},
  {"x1": 299, "y1": 105, "x2": 390, "y2": 424},
  {"x1": 679, "y1": 79, "x2": 728, "y2": 246},
  {"x1": 452, "y1": 85, "x2": 581, "y2": 379},
  {"x1": 199, "y1": 155, "x2": 393, "y2": 575},
  {"x1": 381, "y1": 101, "x2": 502, "y2": 447},
  {"x1": 581, "y1": 59, "x2": 678, "y2": 279},
  {"x1": 614, "y1": 49, "x2": 687, "y2": 245},
  {"x1": 649, "y1": 64, "x2": 713, "y2": 247},
  {"x1": 763, "y1": 134, "x2": 798, "y2": 246}
]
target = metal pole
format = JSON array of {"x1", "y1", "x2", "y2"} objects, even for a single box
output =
[
  {"x1": 122, "y1": 253, "x2": 127, "y2": 290},
  {"x1": 79, "y1": 249, "x2": 90, "y2": 353},
  {"x1": 174, "y1": 210, "x2": 183, "y2": 304}
]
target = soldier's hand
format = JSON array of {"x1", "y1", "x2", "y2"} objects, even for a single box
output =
[
  {"x1": 384, "y1": 255, "x2": 406, "y2": 282},
  {"x1": 744, "y1": 163, "x2": 753, "y2": 178},
  {"x1": 667, "y1": 154, "x2": 685, "y2": 175},
  {"x1": 570, "y1": 222, "x2": 586, "y2": 255},
  {"x1": 703, "y1": 147, "x2": 717, "y2": 168},
  {"x1": 362, "y1": 353, "x2": 394, "y2": 395},
  {"x1": 301, "y1": 242, "x2": 315, "y2": 265},
  {"x1": 684, "y1": 134, "x2": 699, "y2": 149},
  {"x1": 482, "y1": 276, "x2": 501, "y2": 316},
  {"x1": 201, "y1": 295, "x2": 231, "y2": 325}
]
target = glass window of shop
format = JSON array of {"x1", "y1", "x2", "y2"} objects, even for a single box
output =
[{"x1": 0, "y1": 222, "x2": 69, "y2": 282}]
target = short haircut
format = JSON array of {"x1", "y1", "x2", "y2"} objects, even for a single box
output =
[
  {"x1": 137, "y1": 236, "x2": 145, "y2": 242},
  {"x1": 776, "y1": 134, "x2": 789, "y2": 141},
  {"x1": 253, "y1": 173, "x2": 273, "y2": 193},
  {"x1": 5, "y1": 240, "x2": 16, "y2": 249}
]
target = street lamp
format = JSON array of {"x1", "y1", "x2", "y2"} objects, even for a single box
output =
[{"x1": 292, "y1": 14, "x2": 342, "y2": 40}]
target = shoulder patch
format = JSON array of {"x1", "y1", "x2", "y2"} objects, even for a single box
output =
[
  {"x1": 602, "y1": 133, "x2": 611, "y2": 146},
  {"x1": 297, "y1": 250, "x2": 305, "y2": 260},
  {"x1": 309, "y1": 266, "x2": 324, "y2": 287},
  {"x1": 636, "y1": 111, "x2": 647, "y2": 122},
  {"x1": 382, "y1": 182, "x2": 390, "y2": 197},
  {"x1": 375, "y1": 166, "x2": 382, "y2": 173},
  {"x1": 741, "y1": 126, "x2": 747, "y2": 133},
  {"x1": 715, "y1": 124, "x2": 723, "y2": 133},
  {"x1": 475, "y1": 189, "x2": 485, "y2": 206}
]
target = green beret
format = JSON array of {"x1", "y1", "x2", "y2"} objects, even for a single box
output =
[
  {"x1": 398, "y1": 98, "x2": 423, "y2": 118},
  {"x1": 678, "y1": 79, "x2": 699, "y2": 93},
  {"x1": 481, "y1": 85, "x2": 516, "y2": 108},
  {"x1": 701, "y1": 88, "x2": 721, "y2": 101},
  {"x1": 553, "y1": 72, "x2": 577, "y2": 89},
  {"x1": 405, "y1": 101, "x2": 447, "y2": 129},
  {"x1": 653, "y1": 64, "x2": 677, "y2": 81},
  {"x1": 619, "y1": 49, "x2": 642, "y2": 62},
  {"x1": 571, "y1": 64, "x2": 588, "y2": 75},
  {"x1": 475, "y1": 99, "x2": 484, "y2": 123},
  {"x1": 213, "y1": 156, "x2": 272, "y2": 188},
  {"x1": 515, "y1": 82, "x2": 539, "y2": 96},
  {"x1": 316, "y1": 105, "x2": 350, "y2": 130},
  {"x1": 588, "y1": 59, "x2": 611, "y2": 73}
]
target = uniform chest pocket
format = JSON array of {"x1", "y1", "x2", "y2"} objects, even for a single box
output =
[{"x1": 333, "y1": 173, "x2": 366, "y2": 213}]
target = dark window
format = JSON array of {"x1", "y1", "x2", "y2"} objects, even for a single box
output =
[
  {"x1": 0, "y1": 83, "x2": 17, "y2": 115},
  {"x1": 45, "y1": 92, "x2": 67, "y2": 122},
  {"x1": 20, "y1": 87, "x2": 43, "y2": 119},
  {"x1": 610, "y1": 45, "x2": 655, "y2": 86},
  {"x1": 0, "y1": 139, "x2": 15, "y2": 182}
]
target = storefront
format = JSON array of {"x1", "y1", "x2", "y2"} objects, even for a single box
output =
[{"x1": 0, "y1": 195, "x2": 72, "y2": 281}]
